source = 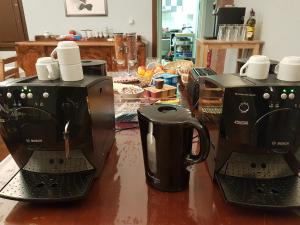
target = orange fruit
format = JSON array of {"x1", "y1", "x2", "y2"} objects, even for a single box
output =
[
  {"x1": 154, "y1": 66, "x2": 164, "y2": 74},
  {"x1": 144, "y1": 70, "x2": 154, "y2": 80},
  {"x1": 137, "y1": 66, "x2": 146, "y2": 76}
]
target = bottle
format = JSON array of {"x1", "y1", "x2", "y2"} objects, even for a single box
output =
[{"x1": 246, "y1": 9, "x2": 256, "y2": 40}]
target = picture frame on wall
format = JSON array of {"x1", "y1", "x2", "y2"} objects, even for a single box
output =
[{"x1": 65, "y1": 0, "x2": 107, "y2": 16}]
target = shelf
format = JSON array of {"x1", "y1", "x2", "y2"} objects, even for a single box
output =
[
  {"x1": 171, "y1": 33, "x2": 194, "y2": 61},
  {"x1": 174, "y1": 52, "x2": 193, "y2": 58},
  {"x1": 175, "y1": 41, "x2": 194, "y2": 46},
  {"x1": 174, "y1": 56, "x2": 193, "y2": 59},
  {"x1": 174, "y1": 33, "x2": 194, "y2": 37}
]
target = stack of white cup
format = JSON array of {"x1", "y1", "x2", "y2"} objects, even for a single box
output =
[
  {"x1": 275, "y1": 56, "x2": 300, "y2": 82},
  {"x1": 51, "y1": 41, "x2": 84, "y2": 81},
  {"x1": 239, "y1": 55, "x2": 270, "y2": 80},
  {"x1": 36, "y1": 57, "x2": 60, "y2": 81}
]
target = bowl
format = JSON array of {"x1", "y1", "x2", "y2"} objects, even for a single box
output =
[{"x1": 119, "y1": 85, "x2": 144, "y2": 98}]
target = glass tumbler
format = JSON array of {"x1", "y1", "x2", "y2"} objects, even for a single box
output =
[
  {"x1": 225, "y1": 25, "x2": 234, "y2": 41},
  {"x1": 239, "y1": 25, "x2": 247, "y2": 41},
  {"x1": 113, "y1": 33, "x2": 126, "y2": 66},
  {"x1": 217, "y1": 25, "x2": 226, "y2": 41},
  {"x1": 232, "y1": 24, "x2": 240, "y2": 41},
  {"x1": 126, "y1": 33, "x2": 137, "y2": 74}
]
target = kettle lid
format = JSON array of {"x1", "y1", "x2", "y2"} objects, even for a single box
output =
[{"x1": 138, "y1": 104, "x2": 192, "y2": 124}]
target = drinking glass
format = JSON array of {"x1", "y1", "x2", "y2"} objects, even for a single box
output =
[
  {"x1": 86, "y1": 29, "x2": 92, "y2": 39},
  {"x1": 240, "y1": 25, "x2": 247, "y2": 41},
  {"x1": 225, "y1": 25, "x2": 233, "y2": 41},
  {"x1": 113, "y1": 33, "x2": 126, "y2": 66},
  {"x1": 80, "y1": 30, "x2": 88, "y2": 40},
  {"x1": 217, "y1": 25, "x2": 226, "y2": 41},
  {"x1": 232, "y1": 24, "x2": 240, "y2": 41},
  {"x1": 126, "y1": 33, "x2": 137, "y2": 75}
]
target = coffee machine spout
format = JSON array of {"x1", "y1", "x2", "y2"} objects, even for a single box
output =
[{"x1": 64, "y1": 121, "x2": 70, "y2": 158}]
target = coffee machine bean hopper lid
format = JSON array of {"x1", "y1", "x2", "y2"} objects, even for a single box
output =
[{"x1": 138, "y1": 105, "x2": 192, "y2": 124}]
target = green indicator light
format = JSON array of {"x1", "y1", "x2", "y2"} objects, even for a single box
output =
[
  {"x1": 291, "y1": 89, "x2": 294, "y2": 93},
  {"x1": 24, "y1": 87, "x2": 27, "y2": 90},
  {"x1": 283, "y1": 89, "x2": 287, "y2": 93}
]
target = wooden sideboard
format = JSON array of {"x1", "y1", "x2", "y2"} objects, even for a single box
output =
[
  {"x1": 15, "y1": 40, "x2": 147, "y2": 76},
  {"x1": 195, "y1": 39, "x2": 264, "y2": 74}
]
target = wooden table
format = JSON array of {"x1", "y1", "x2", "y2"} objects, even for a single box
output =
[
  {"x1": 15, "y1": 40, "x2": 147, "y2": 76},
  {"x1": 0, "y1": 86, "x2": 299, "y2": 225},
  {"x1": 195, "y1": 39, "x2": 264, "y2": 70}
]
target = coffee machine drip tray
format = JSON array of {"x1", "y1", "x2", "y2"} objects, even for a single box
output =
[
  {"x1": 0, "y1": 169, "x2": 95, "y2": 202},
  {"x1": 216, "y1": 174, "x2": 300, "y2": 208}
]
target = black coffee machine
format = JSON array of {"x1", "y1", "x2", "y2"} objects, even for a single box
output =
[
  {"x1": 0, "y1": 75, "x2": 115, "y2": 202},
  {"x1": 199, "y1": 74, "x2": 300, "y2": 208}
]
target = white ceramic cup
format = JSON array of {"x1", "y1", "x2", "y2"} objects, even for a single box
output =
[
  {"x1": 60, "y1": 64, "x2": 84, "y2": 81},
  {"x1": 35, "y1": 57, "x2": 60, "y2": 80},
  {"x1": 50, "y1": 41, "x2": 81, "y2": 65},
  {"x1": 240, "y1": 55, "x2": 270, "y2": 80},
  {"x1": 275, "y1": 56, "x2": 300, "y2": 82}
]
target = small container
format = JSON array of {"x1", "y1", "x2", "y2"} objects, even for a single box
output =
[
  {"x1": 155, "y1": 79, "x2": 164, "y2": 89},
  {"x1": 168, "y1": 88, "x2": 176, "y2": 97},
  {"x1": 74, "y1": 35, "x2": 81, "y2": 41},
  {"x1": 151, "y1": 91, "x2": 161, "y2": 98},
  {"x1": 144, "y1": 90, "x2": 151, "y2": 97},
  {"x1": 154, "y1": 73, "x2": 178, "y2": 87}
]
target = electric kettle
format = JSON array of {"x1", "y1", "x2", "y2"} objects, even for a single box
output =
[{"x1": 137, "y1": 105, "x2": 210, "y2": 192}]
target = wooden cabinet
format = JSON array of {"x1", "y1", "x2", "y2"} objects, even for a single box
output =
[
  {"x1": 15, "y1": 40, "x2": 147, "y2": 76},
  {"x1": 195, "y1": 39, "x2": 264, "y2": 74}
]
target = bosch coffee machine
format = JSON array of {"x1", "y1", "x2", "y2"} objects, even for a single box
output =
[
  {"x1": 199, "y1": 74, "x2": 300, "y2": 208},
  {"x1": 0, "y1": 76, "x2": 115, "y2": 202}
]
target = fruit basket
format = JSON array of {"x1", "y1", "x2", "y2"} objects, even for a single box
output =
[{"x1": 163, "y1": 60, "x2": 193, "y2": 71}]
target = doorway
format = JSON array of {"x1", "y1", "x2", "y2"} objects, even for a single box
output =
[
  {"x1": 0, "y1": 0, "x2": 28, "y2": 50},
  {"x1": 153, "y1": 0, "x2": 202, "y2": 61}
]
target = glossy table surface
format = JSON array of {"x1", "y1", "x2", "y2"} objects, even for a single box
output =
[
  {"x1": 0, "y1": 127, "x2": 300, "y2": 225},
  {"x1": 0, "y1": 82, "x2": 300, "y2": 225}
]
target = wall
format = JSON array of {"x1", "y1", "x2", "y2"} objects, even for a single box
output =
[
  {"x1": 21, "y1": 0, "x2": 152, "y2": 54},
  {"x1": 235, "y1": 0, "x2": 300, "y2": 60},
  {"x1": 202, "y1": 0, "x2": 215, "y2": 38},
  {"x1": 0, "y1": 51, "x2": 16, "y2": 58}
]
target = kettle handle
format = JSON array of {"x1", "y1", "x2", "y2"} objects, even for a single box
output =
[{"x1": 185, "y1": 118, "x2": 210, "y2": 165}]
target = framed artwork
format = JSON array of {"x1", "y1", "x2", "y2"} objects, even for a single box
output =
[{"x1": 65, "y1": 0, "x2": 107, "y2": 16}]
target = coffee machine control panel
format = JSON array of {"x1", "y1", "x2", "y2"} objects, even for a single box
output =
[
  {"x1": 259, "y1": 87, "x2": 299, "y2": 110},
  {"x1": 223, "y1": 86, "x2": 300, "y2": 146},
  {"x1": 4, "y1": 88, "x2": 50, "y2": 99},
  {"x1": 0, "y1": 86, "x2": 85, "y2": 115},
  {"x1": 0, "y1": 86, "x2": 56, "y2": 109},
  {"x1": 229, "y1": 87, "x2": 300, "y2": 114}
]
